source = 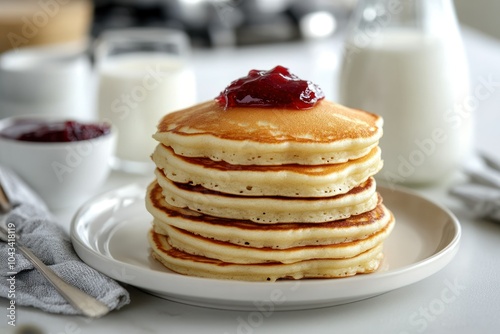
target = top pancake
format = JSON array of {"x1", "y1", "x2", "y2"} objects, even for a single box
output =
[{"x1": 153, "y1": 99, "x2": 383, "y2": 165}]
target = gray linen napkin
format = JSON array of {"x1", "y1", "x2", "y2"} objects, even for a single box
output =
[
  {"x1": 0, "y1": 165, "x2": 130, "y2": 315},
  {"x1": 451, "y1": 153, "x2": 500, "y2": 221}
]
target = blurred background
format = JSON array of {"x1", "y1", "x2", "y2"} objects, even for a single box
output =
[
  {"x1": 1, "y1": 0, "x2": 499, "y2": 54},
  {"x1": 0, "y1": 0, "x2": 499, "y2": 123}
]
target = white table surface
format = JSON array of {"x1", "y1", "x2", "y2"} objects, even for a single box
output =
[{"x1": 2, "y1": 26, "x2": 500, "y2": 334}]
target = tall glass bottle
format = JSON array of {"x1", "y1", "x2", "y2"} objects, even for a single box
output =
[{"x1": 338, "y1": 0, "x2": 472, "y2": 185}]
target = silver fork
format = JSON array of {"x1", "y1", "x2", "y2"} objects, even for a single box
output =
[{"x1": 0, "y1": 183, "x2": 109, "y2": 318}]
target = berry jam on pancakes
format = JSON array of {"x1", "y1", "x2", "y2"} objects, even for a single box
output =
[{"x1": 216, "y1": 65, "x2": 325, "y2": 110}]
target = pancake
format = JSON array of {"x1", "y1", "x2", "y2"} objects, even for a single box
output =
[
  {"x1": 162, "y1": 216, "x2": 394, "y2": 264},
  {"x1": 156, "y1": 176, "x2": 379, "y2": 223},
  {"x1": 147, "y1": 181, "x2": 392, "y2": 249},
  {"x1": 149, "y1": 229, "x2": 384, "y2": 282},
  {"x1": 153, "y1": 100, "x2": 383, "y2": 165},
  {"x1": 152, "y1": 144, "x2": 383, "y2": 197},
  {"x1": 147, "y1": 68, "x2": 393, "y2": 281}
]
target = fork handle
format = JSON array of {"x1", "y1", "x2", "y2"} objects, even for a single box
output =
[
  {"x1": 0, "y1": 183, "x2": 12, "y2": 213},
  {"x1": 18, "y1": 245, "x2": 109, "y2": 318}
]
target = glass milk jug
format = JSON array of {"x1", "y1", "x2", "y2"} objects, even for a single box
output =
[{"x1": 338, "y1": 0, "x2": 473, "y2": 185}]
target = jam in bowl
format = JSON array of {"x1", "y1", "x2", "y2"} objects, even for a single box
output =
[
  {"x1": 0, "y1": 119, "x2": 111, "y2": 142},
  {"x1": 0, "y1": 117, "x2": 116, "y2": 209}
]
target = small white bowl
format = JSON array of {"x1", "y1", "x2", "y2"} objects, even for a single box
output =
[{"x1": 0, "y1": 116, "x2": 116, "y2": 209}]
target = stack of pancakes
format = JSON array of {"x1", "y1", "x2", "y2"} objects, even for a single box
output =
[{"x1": 146, "y1": 99, "x2": 395, "y2": 281}]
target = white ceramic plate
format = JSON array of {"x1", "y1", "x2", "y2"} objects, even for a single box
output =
[{"x1": 71, "y1": 183, "x2": 461, "y2": 311}]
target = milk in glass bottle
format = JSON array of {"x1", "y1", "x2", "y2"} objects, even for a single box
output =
[{"x1": 339, "y1": 0, "x2": 473, "y2": 185}]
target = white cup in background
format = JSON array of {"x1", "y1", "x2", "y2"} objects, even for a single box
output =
[{"x1": 0, "y1": 42, "x2": 93, "y2": 120}]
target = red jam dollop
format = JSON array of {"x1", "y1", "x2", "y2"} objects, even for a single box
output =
[
  {"x1": 216, "y1": 65, "x2": 325, "y2": 110},
  {"x1": 0, "y1": 120, "x2": 111, "y2": 142}
]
